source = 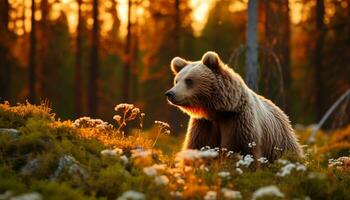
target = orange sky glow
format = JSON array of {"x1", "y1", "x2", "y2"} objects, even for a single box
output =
[{"x1": 8, "y1": 0, "x2": 345, "y2": 37}]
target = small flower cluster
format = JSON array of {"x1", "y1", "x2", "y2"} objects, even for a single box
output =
[
  {"x1": 276, "y1": 159, "x2": 307, "y2": 177},
  {"x1": 170, "y1": 191, "x2": 183, "y2": 198},
  {"x1": 154, "y1": 121, "x2": 171, "y2": 135},
  {"x1": 100, "y1": 148, "x2": 123, "y2": 156},
  {"x1": 73, "y1": 117, "x2": 113, "y2": 131},
  {"x1": 176, "y1": 149, "x2": 219, "y2": 162},
  {"x1": 113, "y1": 103, "x2": 145, "y2": 135},
  {"x1": 252, "y1": 185, "x2": 284, "y2": 200},
  {"x1": 236, "y1": 154, "x2": 254, "y2": 167},
  {"x1": 143, "y1": 164, "x2": 167, "y2": 177},
  {"x1": 274, "y1": 146, "x2": 284, "y2": 151},
  {"x1": 328, "y1": 156, "x2": 350, "y2": 171},
  {"x1": 131, "y1": 148, "x2": 153, "y2": 166},
  {"x1": 248, "y1": 141, "x2": 256, "y2": 148},
  {"x1": 257, "y1": 157, "x2": 269, "y2": 164},
  {"x1": 217, "y1": 171, "x2": 230, "y2": 179},
  {"x1": 221, "y1": 188, "x2": 242, "y2": 199},
  {"x1": 117, "y1": 190, "x2": 145, "y2": 200},
  {"x1": 154, "y1": 175, "x2": 170, "y2": 185},
  {"x1": 101, "y1": 147, "x2": 128, "y2": 165},
  {"x1": 204, "y1": 191, "x2": 217, "y2": 200},
  {"x1": 131, "y1": 149, "x2": 152, "y2": 158},
  {"x1": 152, "y1": 120, "x2": 171, "y2": 147}
]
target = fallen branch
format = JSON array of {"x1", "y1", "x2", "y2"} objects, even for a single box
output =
[{"x1": 308, "y1": 89, "x2": 350, "y2": 143}]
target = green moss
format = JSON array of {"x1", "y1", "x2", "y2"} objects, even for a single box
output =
[
  {"x1": 31, "y1": 181, "x2": 99, "y2": 200},
  {"x1": 0, "y1": 103, "x2": 349, "y2": 200}
]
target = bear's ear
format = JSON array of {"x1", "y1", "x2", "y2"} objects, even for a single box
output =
[
  {"x1": 170, "y1": 57, "x2": 188, "y2": 74},
  {"x1": 201, "y1": 51, "x2": 221, "y2": 71}
]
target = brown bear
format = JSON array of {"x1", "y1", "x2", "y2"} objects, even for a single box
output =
[{"x1": 166, "y1": 51, "x2": 303, "y2": 161}]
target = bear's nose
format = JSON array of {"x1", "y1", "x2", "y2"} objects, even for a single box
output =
[{"x1": 165, "y1": 91, "x2": 175, "y2": 101}]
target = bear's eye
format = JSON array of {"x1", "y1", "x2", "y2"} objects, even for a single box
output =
[{"x1": 185, "y1": 78, "x2": 193, "y2": 86}]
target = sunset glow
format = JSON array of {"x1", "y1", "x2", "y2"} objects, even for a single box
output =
[{"x1": 8, "y1": 0, "x2": 336, "y2": 36}]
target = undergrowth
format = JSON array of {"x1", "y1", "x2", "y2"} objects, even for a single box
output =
[{"x1": 0, "y1": 102, "x2": 349, "y2": 200}]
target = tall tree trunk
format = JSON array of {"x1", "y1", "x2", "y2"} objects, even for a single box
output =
[
  {"x1": 88, "y1": 0, "x2": 99, "y2": 117},
  {"x1": 75, "y1": 0, "x2": 83, "y2": 117},
  {"x1": 246, "y1": 0, "x2": 259, "y2": 92},
  {"x1": 264, "y1": 0, "x2": 290, "y2": 109},
  {"x1": 132, "y1": 17, "x2": 139, "y2": 102},
  {"x1": 314, "y1": 0, "x2": 325, "y2": 120},
  {"x1": 122, "y1": 0, "x2": 132, "y2": 103},
  {"x1": 0, "y1": 0, "x2": 10, "y2": 102},
  {"x1": 29, "y1": 0, "x2": 36, "y2": 103},
  {"x1": 174, "y1": 0, "x2": 180, "y2": 55},
  {"x1": 39, "y1": 0, "x2": 49, "y2": 100}
]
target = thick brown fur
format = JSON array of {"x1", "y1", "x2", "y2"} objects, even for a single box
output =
[{"x1": 167, "y1": 51, "x2": 303, "y2": 162}]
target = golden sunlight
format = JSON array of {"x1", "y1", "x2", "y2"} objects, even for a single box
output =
[{"x1": 9, "y1": 0, "x2": 307, "y2": 36}]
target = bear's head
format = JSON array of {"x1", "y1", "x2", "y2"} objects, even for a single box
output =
[{"x1": 166, "y1": 51, "x2": 243, "y2": 119}]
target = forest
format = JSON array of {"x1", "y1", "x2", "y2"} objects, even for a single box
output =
[{"x1": 0, "y1": 0, "x2": 350, "y2": 199}]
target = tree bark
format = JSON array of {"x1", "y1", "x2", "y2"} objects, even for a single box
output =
[
  {"x1": 88, "y1": 0, "x2": 99, "y2": 117},
  {"x1": 0, "y1": 0, "x2": 10, "y2": 102},
  {"x1": 314, "y1": 0, "x2": 325, "y2": 120},
  {"x1": 174, "y1": 0, "x2": 180, "y2": 55},
  {"x1": 246, "y1": 0, "x2": 259, "y2": 92},
  {"x1": 29, "y1": 0, "x2": 36, "y2": 103},
  {"x1": 122, "y1": 0, "x2": 132, "y2": 103},
  {"x1": 264, "y1": 0, "x2": 290, "y2": 109},
  {"x1": 75, "y1": 0, "x2": 83, "y2": 117}
]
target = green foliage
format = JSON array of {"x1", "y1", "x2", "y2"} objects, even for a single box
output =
[{"x1": 0, "y1": 103, "x2": 349, "y2": 200}]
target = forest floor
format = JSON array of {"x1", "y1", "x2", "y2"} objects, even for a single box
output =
[{"x1": 0, "y1": 102, "x2": 349, "y2": 200}]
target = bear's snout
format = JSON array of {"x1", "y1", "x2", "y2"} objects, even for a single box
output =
[{"x1": 165, "y1": 90, "x2": 176, "y2": 102}]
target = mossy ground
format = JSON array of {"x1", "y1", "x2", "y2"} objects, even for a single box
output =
[{"x1": 0, "y1": 102, "x2": 349, "y2": 200}]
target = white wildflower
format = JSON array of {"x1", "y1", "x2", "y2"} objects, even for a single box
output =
[
  {"x1": 276, "y1": 163, "x2": 296, "y2": 177},
  {"x1": 120, "y1": 155, "x2": 128, "y2": 165},
  {"x1": 10, "y1": 192, "x2": 42, "y2": 200},
  {"x1": 276, "y1": 162, "x2": 307, "y2": 177},
  {"x1": 199, "y1": 150, "x2": 219, "y2": 159},
  {"x1": 274, "y1": 146, "x2": 283, "y2": 151},
  {"x1": 227, "y1": 151, "x2": 234, "y2": 157},
  {"x1": 113, "y1": 115, "x2": 122, "y2": 124},
  {"x1": 277, "y1": 159, "x2": 289, "y2": 165},
  {"x1": 176, "y1": 178, "x2": 185, "y2": 185},
  {"x1": 236, "y1": 154, "x2": 254, "y2": 167},
  {"x1": 173, "y1": 172, "x2": 182, "y2": 179},
  {"x1": 117, "y1": 190, "x2": 145, "y2": 200},
  {"x1": 131, "y1": 149, "x2": 152, "y2": 158},
  {"x1": 170, "y1": 191, "x2": 183, "y2": 198},
  {"x1": 200, "y1": 164, "x2": 209, "y2": 171},
  {"x1": 73, "y1": 117, "x2": 113, "y2": 130},
  {"x1": 236, "y1": 168, "x2": 243, "y2": 174},
  {"x1": 252, "y1": 185, "x2": 285, "y2": 200},
  {"x1": 176, "y1": 149, "x2": 218, "y2": 161},
  {"x1": 184, "y1": 166, "x2": 192, "y2": 172},
  {"x1": 154, "y1": 120, "x2": 170, "y2": 128},
  {"x1": 248, "y1": 141, "x2": 256, "y2": 148},
  {"x1": 100, "y1": 148, "x2": 123, "y2": 157},
  {"x1": 296, "y1": 163, "x2": 307, "y2": 171},
  {"x1": 115, "y1": 104, "x2": 134, "y2": 111},
  {"x1": 218, "y1": 171, "x2": 230, "y2": 178},
  {"x1": 143, "y1": 166, "x2": 157, "y2": 177},
  {"x1": 257, "y1": 157, "x2": 269, "y2": 164},
  {"x1": 204, "y1": 191, "x2": 217, "y2": 200},
  {"x1": 152, "y1": 164, "x2": 167, "y2": 170},
  {"x1": 154, "y1": 175, "x2": 169, "y2": 186},
  {"x1": 221, "y1": 188, "x2": 242, "y2": 199}
]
